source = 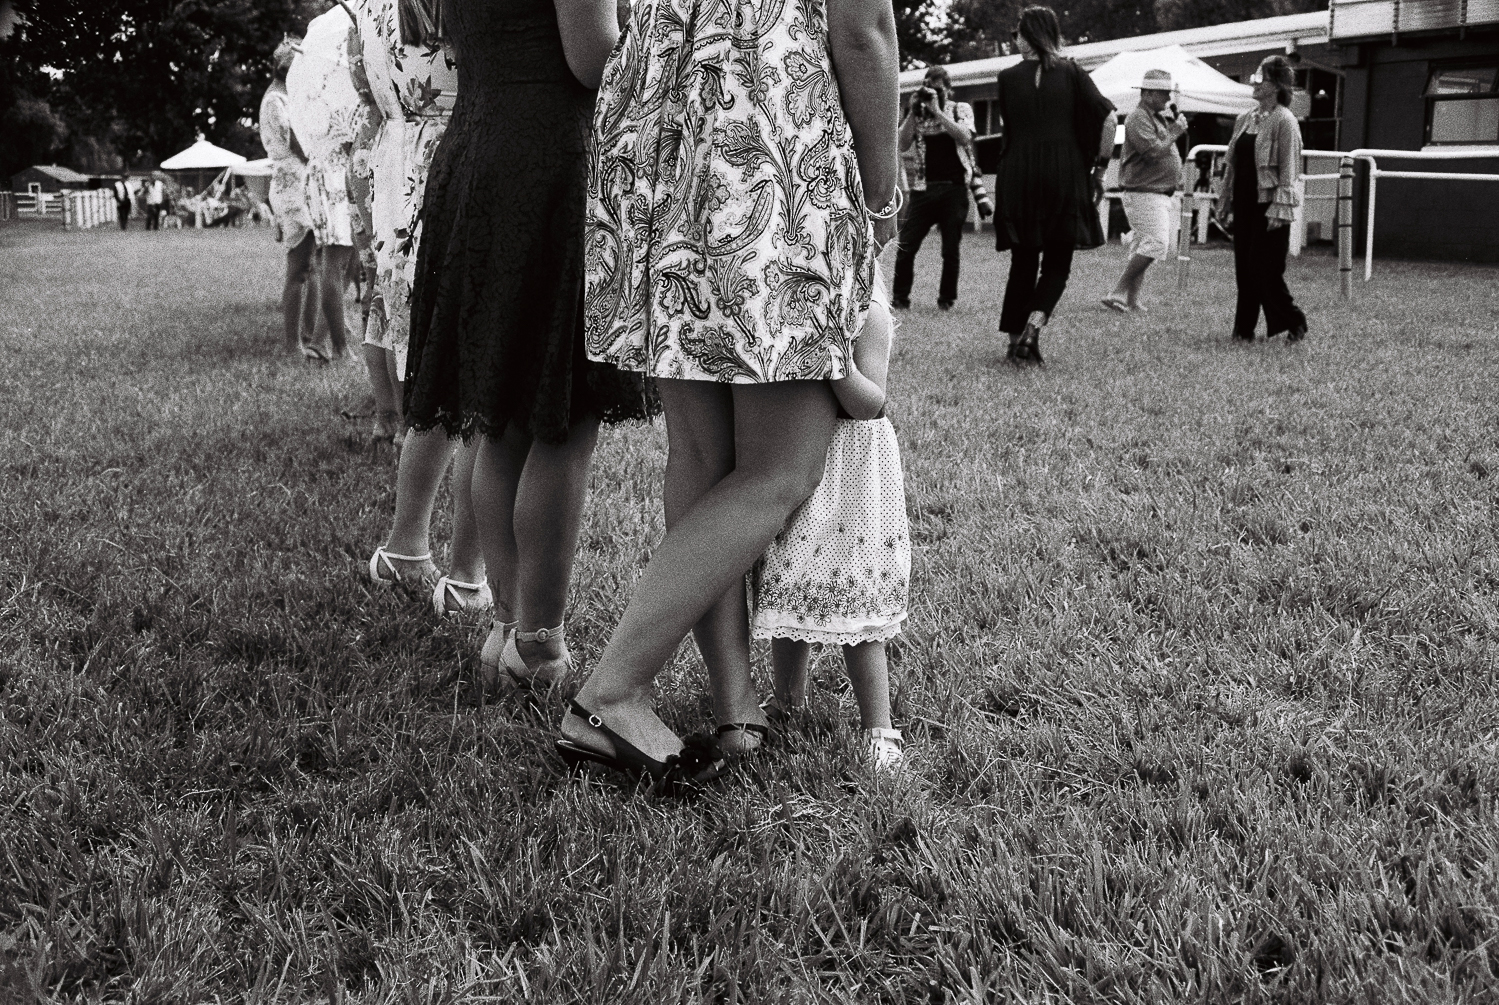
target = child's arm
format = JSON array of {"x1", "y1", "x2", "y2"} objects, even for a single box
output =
[{"x1": 831, "y1": 303, "x2": 892, "y2": 419}]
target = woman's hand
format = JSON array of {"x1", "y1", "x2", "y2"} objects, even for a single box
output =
[{"x1": 1267, "y1": 217, "x2": 1286, "y2": 231}]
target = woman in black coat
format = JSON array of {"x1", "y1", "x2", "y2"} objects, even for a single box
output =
[{"x1": 992, "y1": 6, "x2": 1115, "y2": 363}]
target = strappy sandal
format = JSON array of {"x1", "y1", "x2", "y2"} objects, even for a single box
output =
[
  {"x1": 760, "y1": 695, "x2": 806, "y2": 725},
  {"x1": 556, "y1": 700, "x2": 726, "y2": 786},
  {"x1": 478, "y1": 620, "x2": 515, "y2": 689},
  {"x1": 716, "y1": 721, "x2": 773, "y2": 756},
  {"x1": 866, "y1": 727, "x2": 905, "y2": 771},
  {"x1": 368, "y1": 546, "x2": 436, "y2": 587},
  {"x1": 494, "y1": 622, "x2": 572, "y2": 692},
  {"x1": 431, "y1": 575, "x2": 494, "y2": 617}
]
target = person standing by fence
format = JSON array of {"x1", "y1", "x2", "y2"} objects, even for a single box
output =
[
  {"x1": 1102, "y1": 68, "x2": 1187, "y2": 313},
  {"x1": 145, "y1": 177, "x2": 166, "y2": 231},
  {"x1": 1217, "y1": 55, "x2": 1307, "y2": 343},
  {"x1": 892, "y1": 65, "x2": 975, "y2": 311},
  {"x1": 112, "y1": 178, "x2": 132, "y2": 230}
]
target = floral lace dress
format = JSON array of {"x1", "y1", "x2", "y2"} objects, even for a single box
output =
[
  {"x1": 752, "y1": 265, "x2": 909, "y2": 646},
  {"x1": 258, "y1": 84, "x2": 312, "y2": 250},
  {"x1": 288, "y1": 6, "x2": 362, "y2": 248},
  {"x1": 583, "y1": 0, "x2": 876, "y2": 382},
  {"x1": 351, "y1": 0, "x2": 458, "y2": 374}
]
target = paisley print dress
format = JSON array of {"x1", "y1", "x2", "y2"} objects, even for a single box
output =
[
  {"x1": 351, "y1": 0, "x2": 458, "y2": 374},
  {"x1": 584, "y1": 0, "x2": 876, "y2": 383},
  {"x1": 258, "y1": 85, "x2": 312, "y2": 250}
]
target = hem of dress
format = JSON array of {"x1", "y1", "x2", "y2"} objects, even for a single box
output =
[{"x1": 752, "y1": 619, "x2": 905, "y2": 647}]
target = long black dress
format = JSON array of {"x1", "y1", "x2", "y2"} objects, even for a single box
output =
[
  {"x1": 992, "y1": 57, "x2": 1113, "y2": 252},
  {"x1": 404, "y1": 0, "x2": 655, "y2": 442}
]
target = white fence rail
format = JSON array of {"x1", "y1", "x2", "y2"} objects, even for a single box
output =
[
  {"x1": 62, "y1": 189, "x2": 116, "y2": 230},
  {"x1": 1174, "y1": 145, "x2": 1499, "y2": 296}
]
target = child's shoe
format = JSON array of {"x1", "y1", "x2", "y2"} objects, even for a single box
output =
[{"x1": 865, "y1": 727, "x2": 904, "y2": 771}]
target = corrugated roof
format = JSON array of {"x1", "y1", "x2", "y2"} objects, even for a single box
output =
[
  {"x1": 900, "y1": 10, "x2": 1330, "y2": 90},
  {"x1": 24, "y1": 164, "x2": 92, "y2": 183}
]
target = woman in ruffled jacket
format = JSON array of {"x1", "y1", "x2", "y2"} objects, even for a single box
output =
[{"x1": 1217, "y1": 55, "x2": 1308, "y2": 343}]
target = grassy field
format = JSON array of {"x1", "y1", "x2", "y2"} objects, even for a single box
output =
[{"x1": 1, "y1": 216, "x2": 1496, "y2": 1004}]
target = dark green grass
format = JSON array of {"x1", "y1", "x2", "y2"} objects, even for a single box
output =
[{"x1": 1, "y1": 219, "x2": 1496, "y2": 1003}]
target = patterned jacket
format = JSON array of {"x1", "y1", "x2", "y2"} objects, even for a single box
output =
[
  {"x1": 1218, "y1": 104, "x2": 1302, "y2": 223},
  {"x1": 906, "y1": 100, "x2": 977, "y2": 191}
]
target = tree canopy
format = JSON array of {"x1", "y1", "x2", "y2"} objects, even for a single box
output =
[{"x1": 1, "y1": 0, "x2": 1327, "y2": 179}]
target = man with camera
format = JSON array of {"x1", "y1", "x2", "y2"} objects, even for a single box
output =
[
  {"x1": 893, "y1": 66, "x2": 980, "y2": 311},
  {"x1": 1102, "y1": 68, "x2": 1188, "y2": 313}
]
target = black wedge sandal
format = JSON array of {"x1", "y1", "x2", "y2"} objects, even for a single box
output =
[
  {"x1": 1017, "y1": 322, "x2": 1044, "y2": 364},
  {"x1": 556, "y1": 700, "x2": 726, "y2": 787}
]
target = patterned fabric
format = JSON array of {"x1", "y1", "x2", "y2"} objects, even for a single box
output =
[
  {"x1": 258, "y1": 85, "x2": 312, "y2": 250},
  {"x1": 752, "y1": 268, "x2": 909, "y2": 646},
  {"x1": 1218, "y1": 105, "x2": 1301, "y2": 223},
  {"x1": 584, "y1": 0, "x2": 876, "y2": 384},
  {"x1": 906, "y1": 100, "x2": 976, "y2": 191},
  {"x1": 288, "y1": 6, "x2": 362, "y2": 248},
  {"x1": 352, "y1": 0, "x2": 458, "y2": 373}
]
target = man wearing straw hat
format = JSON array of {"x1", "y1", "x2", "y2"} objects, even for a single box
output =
[{"x1": 1103, "y1": 68, "x2": 1188, "y2": 313}]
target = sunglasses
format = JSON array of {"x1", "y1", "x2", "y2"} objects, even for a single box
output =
[{"x1": 1249, "y1": 71, "x2": 1265, "y2": 84}]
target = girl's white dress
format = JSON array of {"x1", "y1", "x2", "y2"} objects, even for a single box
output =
[{"x1": 752, "y1": 270, "x2": 910, "y2": 646}]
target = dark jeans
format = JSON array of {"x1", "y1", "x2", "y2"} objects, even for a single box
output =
[
  {"x1": 999, "y1": 242, "x2": 1076, "y2": 334},
  {"x1": 893, "y1": 183, "x2": 969, "y2": 305},
  {"x1": 116, "y1": 203, "x2": 130, "y2": 230},
  {"x1": 1232, "y1": 201, "x2": 1305, "y2": 336},
  {"x1": 145, "y1": 205, "x2": 161, "y2": 230}
]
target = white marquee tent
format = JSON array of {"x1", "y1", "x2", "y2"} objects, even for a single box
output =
[
  {"x1": 1091, "y1": 44, "x2": 1257, "y2": 117},
  {"x1": 159, "y1": 139, "x2": 248, "y2": 171}
]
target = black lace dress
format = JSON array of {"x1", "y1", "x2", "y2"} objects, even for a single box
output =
[{"x1": 404, "y1": 0, "x2": 655, "y2": 442}]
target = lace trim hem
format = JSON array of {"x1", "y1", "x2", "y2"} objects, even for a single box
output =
[{"x1": 752, "y1": 621, "x2": 904, "y2": 647}]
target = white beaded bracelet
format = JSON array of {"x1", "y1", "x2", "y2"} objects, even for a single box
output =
[{"x1": 867, "y1": 187, "x2": 904, "y2": 221}]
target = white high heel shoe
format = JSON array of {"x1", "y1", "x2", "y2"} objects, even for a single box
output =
[
  {"x1": 368, "y1": 546, "x2": 435, "y2": 586},
  {"x1": 500, "y1": 623, "x2": 572, "y2": 691},
  {"x1": 432, "y1": 576, "x2": 493, "y2": 617}
]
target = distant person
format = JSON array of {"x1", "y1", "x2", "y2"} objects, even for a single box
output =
[
  {"x1": 892, "y1": 65, "x2": 975, "y2": 311},
  {"x1": 990, "y1": 5, "x2": 1115, "y2": 363},
  {"x1": 145, "y1": 177, "x2": 167, "y2": 230},
  {"x1": 112, "y1": 178, "x2": 132, "y2": 230},
  {"x1": 1102, "y1": 68, "x2": 1187, "y2": 313},
  {"x1": 259, "y1": 35, "x2": 319, "y2": 356},
  {"x1": 1218, "y1": 55, "x2": 1307, "y2": 343}
]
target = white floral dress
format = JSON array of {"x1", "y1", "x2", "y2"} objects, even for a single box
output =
[
  {"x1": 752, "y1": 266, "x2": 909, "y2": 645},
  {"x1": 351, "y1": 0, "x2": 457, "y2": 373},
  {"x1": 258, "y1": 85, "x2": 312, "y2": 250},
  {"x1": 287, "y1": 6, "x2": 362, "y2": 248},
  {"x1": 584, "y1": 0, "x2": 876, "y2": 382}
]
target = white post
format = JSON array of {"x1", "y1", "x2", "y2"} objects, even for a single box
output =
[
  {"x1": 1289, "y1": 177, "x2": 1305, "y2": 257},
  {"x1": 1337, "y1": 157, "x2": 1354, "y2": 300},
  {"x1": 1176, "y1": 159, "x2": 1197, "y2": 291},
  {"x1": 1364, "y1": 166, "x2": 1376, "y2": 282}
]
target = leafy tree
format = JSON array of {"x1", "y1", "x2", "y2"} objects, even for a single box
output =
[{"x1": 2, "y1": 0, "x2": 329, "y2": 173}]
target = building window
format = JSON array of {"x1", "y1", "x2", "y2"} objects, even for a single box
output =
[{"x1": 1425, "y1": 64, "x2": 1499, "y2": 145}]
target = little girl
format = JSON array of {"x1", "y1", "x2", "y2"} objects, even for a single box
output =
[{"x1": 751, "y1": 264, "x2": 911, "y2": 769}]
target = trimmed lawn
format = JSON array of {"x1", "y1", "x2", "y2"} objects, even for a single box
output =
[{"x1": 1, "y1": 218, "x2": 1497, "y2": 1003}]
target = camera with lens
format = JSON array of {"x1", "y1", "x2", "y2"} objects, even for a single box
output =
[{"x1": 913, "y1": 86, "x2": 938, "y2": 117}]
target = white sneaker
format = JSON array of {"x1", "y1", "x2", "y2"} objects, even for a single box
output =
[{"x1": 865, "y1": 727, "x2": 904, "y2": 771}]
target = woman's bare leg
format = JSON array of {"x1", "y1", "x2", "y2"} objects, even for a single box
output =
[
  {"x1": 363, "y1": 343, "x2": 399, "y2": 431},
  {"x1": 472, "y1": 420, "x2": 600, "y2": 663},
  {"x1": 771, "y1": 638, "x2": 812, "y2": 709},
  {"x1": 282, "y1": 234, "x2": 316, "y2": 352},
  {"x1": 447, "y1": 440, "x2": 485, "y2": 588},
  {"x1": 382, "y1": 426, "x2": 458, "y2": 579},
  {"x1": 656, "y1": 381, "x2": 769, "y2": 749},
  {"x1": 565, "y1": 380, "x2": 836, "y2": 763},
  {"x1": 317, "y1": 244, "x2": 354, "y2": 357}
]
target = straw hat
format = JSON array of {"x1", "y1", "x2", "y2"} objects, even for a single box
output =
[{"x1": 1135, "y1": 68, "x2": 1175, "y2": 92}]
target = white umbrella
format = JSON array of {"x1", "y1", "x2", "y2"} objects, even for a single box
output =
[
  {"x1": 284, "y1": 4, "x2": 361, "y2": 163},
  {"x1": 1091, "y1": 45, "x2": 1256, "y2": 118}
]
